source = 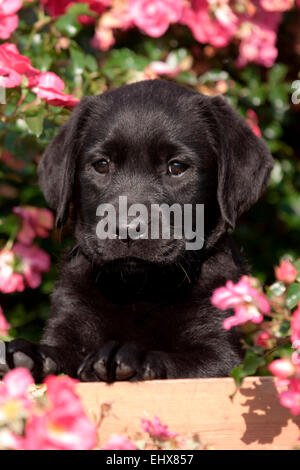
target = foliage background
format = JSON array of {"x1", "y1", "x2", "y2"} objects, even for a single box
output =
[{"x1": 0, "y1": 0, "x2": 299, "y2": 342}]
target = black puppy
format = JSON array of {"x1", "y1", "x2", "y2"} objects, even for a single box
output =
[{"x1": 5, "y1": 80, "x2": 273, "y2": 382}]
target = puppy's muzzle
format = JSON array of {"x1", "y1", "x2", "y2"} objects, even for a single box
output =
[{"x1": 114, "y1": 218, "x2": 148, "y2": 246}]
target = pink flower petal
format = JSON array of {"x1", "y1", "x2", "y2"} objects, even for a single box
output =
[
  {"x1": 3, "y1": 368, "x2": 34, "y2": 399},
  {"x1": 102, "y1": 435, "x2": 136, "y2": 450}
]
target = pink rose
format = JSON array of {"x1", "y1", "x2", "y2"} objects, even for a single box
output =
[
  {"x1": 45, "y1": 375, "x2": 79, "y2": 408},
  {"x1": 278, "y1": 378, "x2": 300, "y2": 415},
  {"x1": 0, "y1": 244, "x2": 50, "y2": 293},
  {"x1": 0, "y1": 13, "x2": 18, "y2": 40},
  {"x1": 181, "y1": 0, "x2": 239, "y2": 48},
  {"x1": 0, "y1": 0, "x2": 22, "y2": 17},
  {"x1": 13, "y1": 206, "x2": 54, "y2": 245},
  {"x1": 0, "y1": 306, "x2": 10, "y2": 337},
  {"x1": 141, "y1": 416, "x2": 178, "y2": 439},
  {"x1": 23, "y1": 375, "x2": 97, "y2": 450},
  {"x1": 91, "y1": 26, "x2": 115, "y2": 50},
  {"x1": 236, "y1": 8, "x2": 282, "y2": 68},
  {"x1": 275, "y1": 260, "x2": 298, "y2": 284},
  {"x1": 237, "y1": 26, "x2": 278, "y2": 68},
  {"x1": 102, "y1": 435, "x2": 137, "y2": 450},
  {"x1": 254, "y1": 330, "x2": 272, "y2": 348},
  {"x1": 13, "y1": 243, "x2": 51, "y2": 290},
  {"x1": 32, "y1": 71, "x2": 79, "y2": 107},
  {"x1": 0, "y1": 249, "x2": 24, "y2": 294},
  {"x1": 91, "y1": 6, "x2": 133, "y2": 50},
  {"x1": 0, "y1": 44, "x2": 78, "y2": 107},
  {"x1": 88, "y1": 0, "x2": 111, "y2": 15},
  {"x1": 223, "y1": 304, "x2": 264, "y2": 329},
  {"x1": 42, "y1": 0, "x2": 110, "y2": 21},
  {"x1": 260, "y1": 0, "x2": 293, "y2": 11},
  {"x1": 0, "y1": 371, "x2": 97, "y2": 450},
  {"x1": 147, "y1": 60, "x2": 181, "y2": 78},
  {"x1": 0, "y1": 429, "x2": 25, "y2": 450},
  {"x1": 211, "y1": 275, "x2": 270, "y2": 329},
  {"x1": 0, "y1": 367, "x2": 34, "y2": 406},
  {"x1": 129, "y1": 0, "x2": 184, "y2": 37},
  {"x1": 246, "y1": 109, "x2": 262, "y2": 137},
  {"x1": 269, "y1": 359, "x2": 296, "y2": 379},
  {"x1": 0, "y1": 0, "x2": 22, "y2": 40},
  {"x1": 40, "y1": 0, "x2": 74, "y2": 17},
  {"x1": 212, "y1": 276, "x2": 270, "y2": 312},
  {"x1": 291, "y1": 303, "x2": 300, "y2": 346},
  {"x1": 0, "y1": 43, "x2": 40, "y2": 88}
]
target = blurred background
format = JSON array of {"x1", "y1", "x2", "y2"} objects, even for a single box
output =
[{"x1": 0, "y1": 0, "x2": 299, "y2": 342}]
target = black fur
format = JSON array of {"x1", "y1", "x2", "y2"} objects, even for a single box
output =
[{"x1": 5, "y1": 80, "x2": 274, "y2": 382}]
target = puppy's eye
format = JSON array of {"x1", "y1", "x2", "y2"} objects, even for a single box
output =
[
  {"x1": 93, "y1": 159, "x2": 110, "y2": 174},
  {"x1": 168, "y1": 161, "x2": 188, "y2": 176}
]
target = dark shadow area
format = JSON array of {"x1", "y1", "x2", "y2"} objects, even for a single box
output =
[{"x1": 240, "y1": 379, "x2": 300, "y2": 445}]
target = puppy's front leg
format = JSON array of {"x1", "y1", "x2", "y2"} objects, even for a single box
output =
[
  {"x1": 77, "y1": 340, "x2": 242, "y2": 382},
  {"x1": 4, "y1": 312, "x2": 98, "y2": 382},
  {"x1": 151, "y1": 346, "x2": 243, "y2": 379},
  {"x1": 4, "y1": 338, "x2": 61, "y2": 382},
  {"x1": 4, "y1": 333, "x2": 92, "y2": 382}
]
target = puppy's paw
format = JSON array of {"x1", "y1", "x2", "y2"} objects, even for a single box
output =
[
  {"x1": 139, "y1": 351, "x2": 168, "y2": 381},
  {"x1": 77, "y1": 342, "x2": 167, "y2": 382},
  {"x1": 5, "y1": 339, "x2": 60, "y2": 383}
]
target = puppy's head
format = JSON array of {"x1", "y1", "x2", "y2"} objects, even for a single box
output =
[{"x1": 38, "y1": 80, "x2": 273, "y2": 269}]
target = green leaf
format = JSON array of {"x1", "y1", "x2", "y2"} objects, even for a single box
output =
[
  {"x1": 231, "y1": 365, "x2": 245, "y2": 388},
  {"x1": 7, "y1": 303, "x2": 36, "y2": 328},
  {"x1": 20, "y1": 185, "x2": 42, "y2": 204},
  {"x1": 263, "y1": 121, "x2": 283, "y2": 140},
  {"x1": 24, "y1": 109, "x2": 45, "y2": 138},
  {"x1": 286, "y1": 283, "x2": 300, "y2": 309},
  {"x1": 55, "y1": 15, "x2": 81, "y2": 37},
  {"x1": 230, "y1": 350, "x2": 266, "y2": 399},
  {"x1": 55, "y1": 3, "x2": 94, "y2": 37},
  {"x1": 166, "y1": 48, "x2": 188, "y2": 67},
  {"x1": 65, "y1": 2, "x2": 93, "y2": 16},
  {"x1": 294, "y1": 259, "x2": 300, "y2": 282},
  {"x1": 40, "y1": 280, "x2": 54, "y2": 294},
  {"x1": 102, "y1": 48, "x2": 149, "y2": 76},
  {"x1": 140, "y1": 39, "x2": 164, "y2": 61},
  {"x1": 268, "y1": 281, "x2": 286, "y2": 297},
  {"x1": 278, "y1": 194, "x2": 300, "y2": 230},
  {"x1": 279, "y1": 320, "x2": 291, "y2": 337},
  {"x1": 176, "y1": 71, "x2": 197, "y2": 86},
  {"x1": 85, "y1": 55, "x2": 98, "y2": 73},
  {"x1": 70, "y1": 48, "x2": 86, "y2": 75},
  {"x1": 248, "y1": 83, "x2": 267, "y2": 106},
  {"x1": 268, "y1": 64, "x2": 288, "y2": 86},
  {"x1": 0, "y1": 214, "x2": 19, "y2": 237},
  {"x1": 268, "y1": 84, "x2": 288, "y2": 108},
  {"x1": 242, "y1": 351, "x2": 266, "y2": 375}
]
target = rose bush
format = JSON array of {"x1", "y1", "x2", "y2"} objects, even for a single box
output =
[
  {"x1": 0, "y1": 368, "x2": 98, "y2": 450},
  {"x1": 211, "y1": 257, "x2": 300, "y2": 440},
  {"x1": 0, "y1": 369, "x2": 203, "y2": 450},
  {"x1": 0, "y1": 0, "x2": 299, "y2": 449}
]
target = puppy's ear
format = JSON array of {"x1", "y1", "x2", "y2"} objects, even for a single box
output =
[
  {"x1": 209, "y1": 95, "x2": 274, "y2": 228},
  {"x1": 38, "y1": 97, "x2": 92, "y2": 228}
]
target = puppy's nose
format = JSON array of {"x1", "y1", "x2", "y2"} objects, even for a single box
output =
[{"x1": 115, "y1": 219, "x2": 148, "y2": 245}]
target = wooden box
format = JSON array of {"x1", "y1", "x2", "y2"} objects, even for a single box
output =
[{"x1": 77, "y1": 377, "x2": 300, "y2": 450}]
